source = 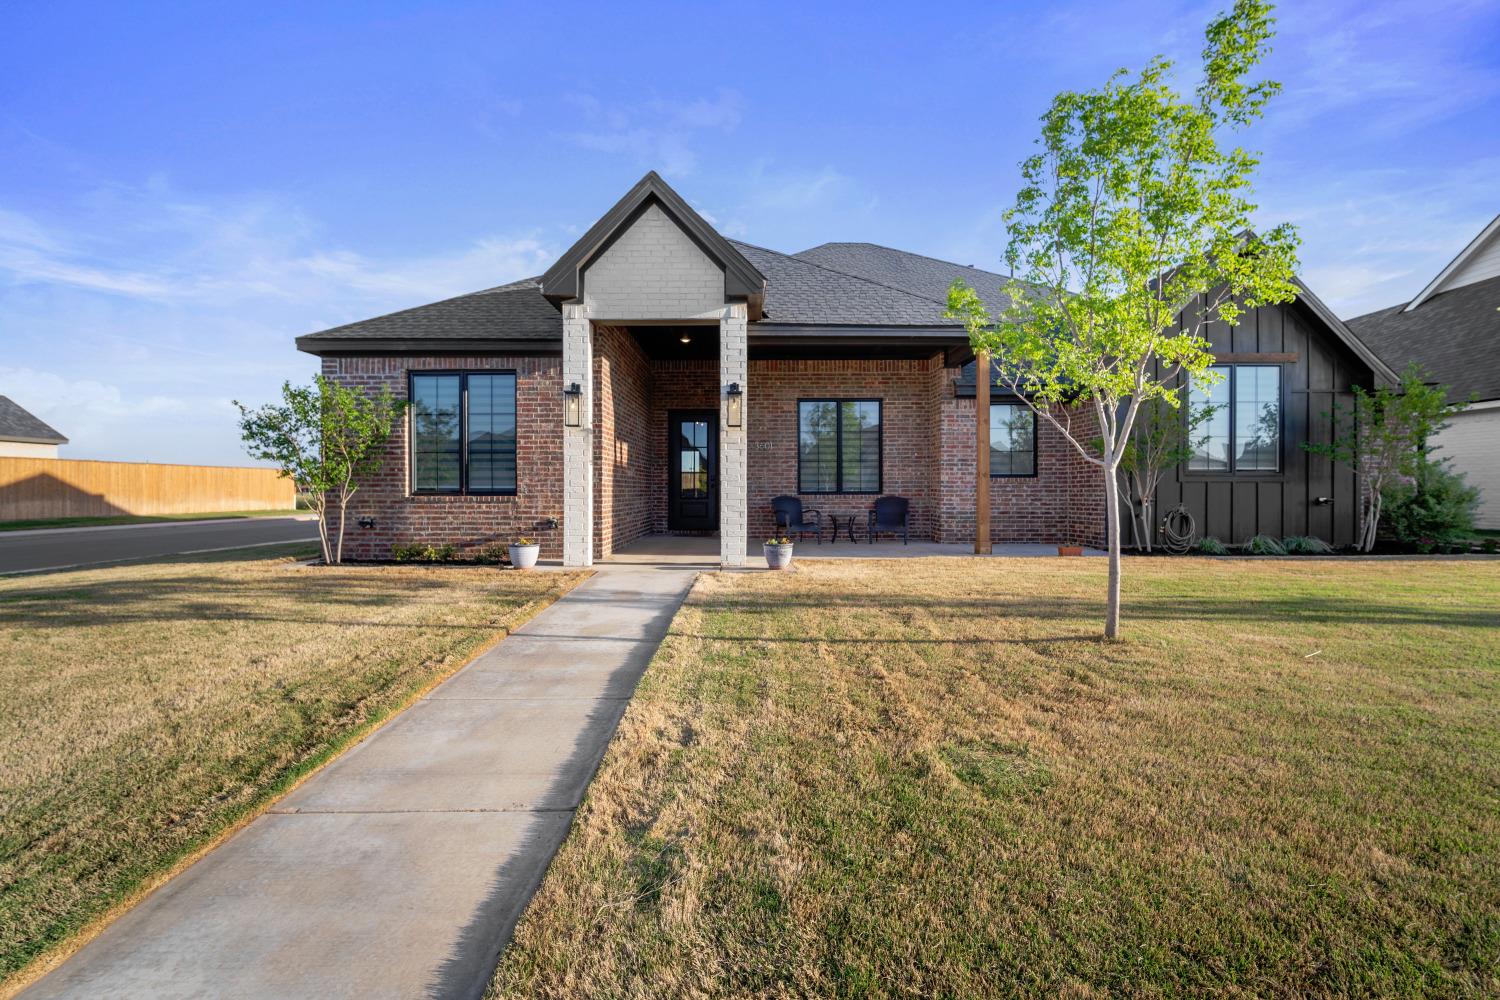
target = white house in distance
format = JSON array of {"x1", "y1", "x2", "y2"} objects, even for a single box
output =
[
  {"x1": 1349, "y1": 213, "x2": 1500, "y2": 530},
  {"x1": 0, "y1": 396, "x2": 68, "y2": 458}
]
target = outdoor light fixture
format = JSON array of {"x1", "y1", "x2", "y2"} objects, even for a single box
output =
[
  {"x1": 725, "y1": 382, "x2": 743, "y2": 427},
  {"x1": 563, "y1": 382, "x2": 582, "y2": 427},
  {"x1": 679, "y1": 332, "x2": 692, "y2": 344}
]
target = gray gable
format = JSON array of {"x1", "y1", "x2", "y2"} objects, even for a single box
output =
[
  {"x1": 296, "y1": 278, "x2": 562, "y2": 354},
  {"x1": 1347, "y1": 273, "x2": 1500, "y2": 403},
  {"x1": 0, "y1": 396, "x2": 67, "y2": 445}
]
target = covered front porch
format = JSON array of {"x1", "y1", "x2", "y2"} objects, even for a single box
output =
[{"x1": 601, "y1": 534, "x2": 1105, "y2": 568}]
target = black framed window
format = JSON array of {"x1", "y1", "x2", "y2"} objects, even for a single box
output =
[
  {"x1": 990, "y1": 403, "x2": 1036, "y2": 477},
  {"x1": 798, "y1": 399, "x2": 882, "y2": 494},
  {"x1": 1187, "y1": 364, "x2": 1281, "y2": 474},
  {"x1": 409, "y1": 371, "x2": 518, "y2": 495}
]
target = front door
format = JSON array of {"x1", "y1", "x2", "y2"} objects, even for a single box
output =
[{"x1": 668, "y1": 410, "x2": 718, "y2": 531}]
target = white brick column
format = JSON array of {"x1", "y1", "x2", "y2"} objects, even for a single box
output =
[
  {"x1": 562, "y1": 302, "x2": 594, "y2": 567},
  {"x1": 719, "y1": 302, "x2": 748, "y2": 567}
]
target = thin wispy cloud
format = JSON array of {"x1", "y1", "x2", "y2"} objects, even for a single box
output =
[{"x1": 560, "y1": 89, "x2": 744, "y2": 177}]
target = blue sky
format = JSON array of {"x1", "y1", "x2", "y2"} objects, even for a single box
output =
[{"x1": 3, "y1": 0, "x2": 1497, "y2": 464}]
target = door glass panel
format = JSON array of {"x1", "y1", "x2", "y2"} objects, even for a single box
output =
[{"x1": 678, "y1": 420, "x2": 709, "y2": 498}]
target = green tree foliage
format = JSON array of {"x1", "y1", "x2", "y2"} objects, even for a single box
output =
[
  {"x1": 1381, "y1": 454, "x2": 1479, "y2": 553},
  {"x1": 948, "y1": 0, "x2": 1299, "y2": 637},
  {"x1": 1304, "y1": 363, "x2": 1469, "y2": 552},
  {"x1": 235, "y1": 376, "x2": 404, "y2": 564}
]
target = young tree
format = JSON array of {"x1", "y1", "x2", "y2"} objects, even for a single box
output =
[
  {"x1": 947, "y1": 0, "x2": 1300, "y2": 638},
  {"x1": 1304, "y1": 363, "x2": 1469, "y2": 552},
  {"x1": 1116, "y1": 389, "x2": 1220, "y2": 551},
  {"x1": 235, "y1": 376, "x2": 404, "y2": 564}
]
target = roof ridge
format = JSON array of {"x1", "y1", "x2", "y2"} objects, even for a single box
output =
[
  {"x1": 798, "y1": 240, "x2": 1011, "y2": 282},
  {"x1": 731, "y1": 238, "x2": 959, "y2": 311}
]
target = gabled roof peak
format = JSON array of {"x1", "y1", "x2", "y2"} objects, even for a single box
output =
[
  {"x1": 1404, "y1": 211, "x2": 1500, "y2": 312},
  {"x1": 540, "y1": 171, "x2": 765, "y2": 317}
]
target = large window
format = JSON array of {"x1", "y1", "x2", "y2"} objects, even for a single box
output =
[
  {"x1": 1187, "y1": 364, "x2": 1281, "y2": 473},
  {"x1": 409, "y1": 371, "x2": 518, "y2": 494},
  {"x1": 990, "y1": 403, "x2": 1036, "y2": 477},
  {"x1": 798, "y1": 399, "x2": 882, "y2": 494}
]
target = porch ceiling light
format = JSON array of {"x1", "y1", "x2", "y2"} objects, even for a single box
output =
[
  {"x1": 679, "y1": 332, "x2": 692, "y2": 344},
  {"x1": 725, "y1": 381, "x2": 743, "y2": 428},
  {"x1": 563, "y1": 382, "x2": 582, "y2": 428}
]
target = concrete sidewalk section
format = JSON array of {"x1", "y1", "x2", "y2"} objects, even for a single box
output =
[{"x1": 21, "y1": 563, "x2": 698, "y2": 1000}]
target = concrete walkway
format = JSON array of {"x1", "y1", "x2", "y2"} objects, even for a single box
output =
[{"x1": 21, "y1": 562, "x2": 699, "y2": 1000}]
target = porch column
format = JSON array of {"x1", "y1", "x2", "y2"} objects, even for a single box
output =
[
  {"x1": 562, "y1": 302, "x2": 594, "y2": 567},
  {"x1": 719, "y1": 302, "x2": 748, "y2": 567}
]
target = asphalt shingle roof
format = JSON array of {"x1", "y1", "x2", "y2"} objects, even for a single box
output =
[
  {"x1": 794, "y1": 242, "x2": 1023, "y2": 318},
  {"x1": 297, "y1": 278, "x2": 561, "y2": 347},
  {"x1": 1346, "y1": 273, "x2": 1500, "y2": 403},
  {"x1": 0, "y1": 396, "x2": 67, "y2": 445},
  {"x1": 295, "y1": 240, "x2": 1031, "y2": 349},
  {"x1": 728, "y1": 240, "x2": 958, "y2": 326}
]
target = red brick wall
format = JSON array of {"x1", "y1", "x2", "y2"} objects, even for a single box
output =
[
  {"x1": 745, "y1": 357, "x2": 941, "y2": 542},
  {"x1": 934, "y1": 379, "x2": 1106, "y2": 547},
  {"x1": 320, "y1": 355, "x2": 566, "y2": 560},
  {"x1": 593, "y1": 325, "x2": 653, "y2": 557}
]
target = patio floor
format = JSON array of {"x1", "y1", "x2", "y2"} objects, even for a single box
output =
[{"x1": 602, "y1": 535, "x2": 1105, "y2": 567}]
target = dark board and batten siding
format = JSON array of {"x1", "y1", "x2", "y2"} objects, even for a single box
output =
[{"x1": 1151, "y1": 296, "x2": 1371, "y2": 548}]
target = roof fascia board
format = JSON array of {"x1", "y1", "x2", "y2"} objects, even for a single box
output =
[
  {"x1": 296, "y1": 336, "x2": 562, "y2": 357},
  {"x1": 1291, "y1": 278, "x2": 1399, "y2": 383},
  {"x1": 1404, "y1": 212, "x2": 1500, "y2": 312}
]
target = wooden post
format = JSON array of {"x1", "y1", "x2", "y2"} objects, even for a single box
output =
[{"x1": 975, "y1": 350, "x2": 992, "y2": 554}]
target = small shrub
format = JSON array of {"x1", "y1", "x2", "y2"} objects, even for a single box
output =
[
  {"x1": 390, "y1": 542, "x2": 423, "y2": 562},
  {"x1": 471, "y1": 543, "x2": 508, "y2": 565},
  {"x1": 423, "y1": 543, "x2": 458, "y2": 562},
  {"x1": 392, "y1": 542, "x2": 458, "y2": 562},
  {"x1": 1196, "y1": 536, "x2": 1229, "y2": 555},
  {"x1": 1481, "y1": 537, "x2": 1499, "y2": 555},
  {"x1": 1281, "y1": 535, "x2": 1334, "y2": 555},
  {"x1": 1244, "y1": 534, "x2": 1287, "y2": 556},
  {"x1": 1383, "y1": 461, "x2": 1479, "y2": 552}
]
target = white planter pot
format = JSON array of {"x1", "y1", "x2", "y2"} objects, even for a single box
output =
[
  {"x1": 508, "y1": 543, "x2": 540, "y2": 570},
  {"x1": 764, "y1": 543, "x2": 794, "y2": 570}
]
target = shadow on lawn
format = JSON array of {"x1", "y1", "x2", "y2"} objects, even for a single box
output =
[{"x1": 697, "y1": 593, "x2": 1500, "y2": 632}]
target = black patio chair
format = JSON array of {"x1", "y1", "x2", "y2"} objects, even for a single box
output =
[
  {"x1": 867, "y1": 495, "x2": 910, "y2": 544},
  {"x1": 771, "y1": 495, "x2": 822, "y2": 544}
]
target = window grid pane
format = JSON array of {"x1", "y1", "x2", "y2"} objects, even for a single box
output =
[
  {"x1": 839, "y1": 401, "x2": 881, "y2": 493},
  {"x1": 411, "y1": 374, "x2": 462, "y2": 492},
  {"x1": 798, "y1": 401, "x2": 838, "y2": 493},
  {"x1": 1187, "y1": 366, "x2": 1231, "y2": 472},
  {"x1": 1234, "y1": 366, "x2": 1280, "y2": 472},
  {"x1": 990, "y1": 404, "x2": 1035, "y2": 477},
  {"x1": 466, "y1": 374, "x2": 517, "y2": 492}
]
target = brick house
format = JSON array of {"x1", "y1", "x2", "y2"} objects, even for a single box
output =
[{"x1": 297, "y1": 172, "x2": 1395, "y2": 565}]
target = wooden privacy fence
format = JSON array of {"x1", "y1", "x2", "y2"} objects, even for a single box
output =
[{"x1": 0, "y1": 458, "x2": 295, "y2": 520}]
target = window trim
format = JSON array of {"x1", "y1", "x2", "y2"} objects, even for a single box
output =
[
  {"x1": 1183, "y1": 363, "x2": 1284, "y2": 478},
  {"x1": 407, "y1": 369, "x2": 519, "y2": 497},
  {"x1": 796, "y1": 397, "x2": 884, "y2": 495},
  {"x1": 989, "y1": 398, "x2": 1038, "y2": 479}
]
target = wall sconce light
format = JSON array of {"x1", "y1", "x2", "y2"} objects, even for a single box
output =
[
  {"x1": 725, "y1": 382, "x2": 743, "y2": 428},
  {"x1": 357, "y1": 517, "x2": 376, "y2": 529},
  {"x1": 563, "y1": 382, "x2": 582, "y2": 428}
]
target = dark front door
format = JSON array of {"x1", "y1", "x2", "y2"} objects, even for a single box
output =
[{"x1": 668, "y1": 410, "x2": 718, "y2": 531}]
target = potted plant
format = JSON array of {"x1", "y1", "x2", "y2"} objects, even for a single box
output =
[
  {"x1": 508, "y1": 536, "x2": 540, "y2": 570},
  {"x1": 764, "y1": 535, "x2": 794, "y2": 570}
]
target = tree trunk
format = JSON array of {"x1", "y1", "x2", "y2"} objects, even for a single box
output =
[
  {"x1": 334, "y1": 497, "x2": 348, "y2": 564},
  {"x1": 313, "y1": 500, "x2": 332, "y2": 564},
  {"x1": 1103, "y1": 462, "x2": 1123, "y2": 640}
]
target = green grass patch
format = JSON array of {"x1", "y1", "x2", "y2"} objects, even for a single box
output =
[
  {"x1": 491, "y1": 558, "x2": 1500, "y2": 999},
  {"x1": 0, "y1": 549, "x2": 586, "y2": 984}
]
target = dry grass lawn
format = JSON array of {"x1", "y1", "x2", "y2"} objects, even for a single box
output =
[
  {"x1": 491, "y1": 557, "x2": 1500, "y2": 999},
  {"x1": 0, "y1": 546, "x2": 585, "y2": 984}
]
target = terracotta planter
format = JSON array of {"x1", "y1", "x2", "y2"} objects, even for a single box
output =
[
  {"x1": 508, "y1": 543, "x2": 540, "y2": 570},
  {"x1": 1057, "y1": 545, "x2": 1084, "y2": 557},
  {"x1": 764, "y1": 543, "x2": 794, "y2": 570}
]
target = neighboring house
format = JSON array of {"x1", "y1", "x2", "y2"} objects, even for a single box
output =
[
  {"x1": 297, "y1": 172, "x2": 1394, "y2": 565},
  {"x1": 0, "y1": 396, "x2": 68, "y2": 458},
  {"x1": 1347, "y1": 214, "x2": 1500, "y2": 530}
]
